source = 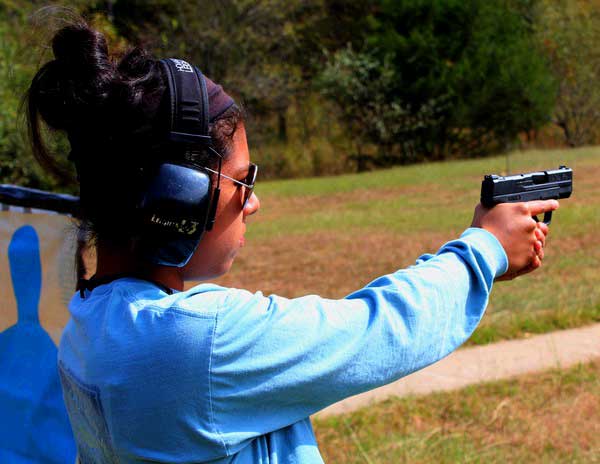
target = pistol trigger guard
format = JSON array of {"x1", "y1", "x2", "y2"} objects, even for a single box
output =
[{"x1": 533, "y1": 212, "x2": 552, "y2": 225}]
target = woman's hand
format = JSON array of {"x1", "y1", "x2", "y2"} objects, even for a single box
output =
[{"x1": 471, "y1": 200, "x2": 559, "y2": 280}]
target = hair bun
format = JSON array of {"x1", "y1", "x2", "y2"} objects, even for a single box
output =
[
  {"x1": 52, "y1": 24, "x2": 110, "y2": 77},
  {"x1": 28, "y1": 23, "x2": 115, "y2": 134}
]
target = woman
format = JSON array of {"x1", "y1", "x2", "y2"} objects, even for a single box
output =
[{"x1": 27, "y1": 21, "x2": 557, "y2": 464}]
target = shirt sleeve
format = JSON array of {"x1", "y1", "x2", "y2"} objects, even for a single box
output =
[{"x1": 208, "y1": 227, "x2": 507, "y2": 448}]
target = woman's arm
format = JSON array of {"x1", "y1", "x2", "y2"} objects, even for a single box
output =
[{"x1": 206, "y1": 227, "x2": 507, "y2": 444}]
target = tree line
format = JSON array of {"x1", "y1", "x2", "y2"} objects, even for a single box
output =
[{"x1": 0, "y1": 0, "x2": 598, "y2": 191}]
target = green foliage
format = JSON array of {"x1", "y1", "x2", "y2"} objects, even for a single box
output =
[
  {"x1": 0, "y1": 0, "x2": 580, "y2": 188},
  {"x1": 536, "y1": 0, "x2": 600, "y2": 146},
  {"x1": 448, "y1": 1, "x2": 555, "y2": 144},
  {"x1": 319, "y1": 47, "x2": 447, "y2": 169},
  {"x1": 321, "y1": 0, "x2": 556, "y2": 166},
  {"x1": 110, "y1": 1, "x2": 315, "y2": 141},
  {"x1": 0, "y1": 2, "x2": 57, "y2": 189}
]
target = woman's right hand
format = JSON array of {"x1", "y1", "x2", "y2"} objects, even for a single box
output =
[{"x1": 471, "y1": 200, "x2": 559, "y2": 280}]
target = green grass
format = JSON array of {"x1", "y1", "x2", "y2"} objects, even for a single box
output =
[
  {"x1": 218, "y1": 146, "x2": 600, "y2": 344},
  {"x1": 251, "y1": 147, "x2": 598, "y2": 239},
  {"x1": 313, "y1": 360, "x2": 600, "y2": 463},
  {"x1": 256, "y1": 146, "x2": 596, "y2": 197}
]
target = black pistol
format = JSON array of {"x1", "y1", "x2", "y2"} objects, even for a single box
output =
[{"x1": 480, "y1": 166, "x2": 573, "y2": 224}]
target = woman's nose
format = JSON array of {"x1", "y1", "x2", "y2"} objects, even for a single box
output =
[{"x1": 243, "y1": 192, "x2": 260, "y2": 216}]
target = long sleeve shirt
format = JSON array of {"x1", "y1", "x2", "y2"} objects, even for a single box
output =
[{"x1": 58, "y1": 227, "x2": 508, "y2": 463}]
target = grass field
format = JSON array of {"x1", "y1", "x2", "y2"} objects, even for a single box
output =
[
  {"x1": 312, "y1": 360, "x2": 600, "y2": 463},
  {"x1": 214, "y1": 146, "x2": 600, "y2": 344}
]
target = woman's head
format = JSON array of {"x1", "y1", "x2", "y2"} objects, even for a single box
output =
[
  {"x1": 26, "y1": 20, "x2": 255, "y2": 280},
  {"x1": 184, "y1": 123, "x2": 260, "y2": 280}
]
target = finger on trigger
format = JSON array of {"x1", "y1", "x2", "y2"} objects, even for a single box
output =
[{"x1": 528, "y1": 199, "x2": 559, "y2": 217}]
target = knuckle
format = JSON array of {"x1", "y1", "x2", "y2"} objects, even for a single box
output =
[{"x1": 517, "y1": 203, "x2": 529, "y2": 215}]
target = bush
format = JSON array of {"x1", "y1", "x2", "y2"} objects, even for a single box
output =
[
  {"x1": 319, "y1": 46, "x2": 448, "y2": 169},
  {"x1": 0, "y1": 10, "x2": 53, "y2": 189},
  {"x1": 320, "y1": 0, "x2": 556, "y2": 166}
]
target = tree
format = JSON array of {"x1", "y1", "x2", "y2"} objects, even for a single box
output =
[
  {"x1": 536, "y1": 0, "x2": 600, "y2": 146},
  {"x1": 319, "y1": 47, "x2": 447, "y2": 169},
  {"x1": 320, "y1": 0, "x2": 556, "y2": 165}
]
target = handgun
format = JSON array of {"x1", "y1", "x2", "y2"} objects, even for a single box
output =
[{"x1": 480, "y1": 166, "x2": 573, "y2": 224}]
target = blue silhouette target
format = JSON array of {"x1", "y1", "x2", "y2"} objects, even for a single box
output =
[{"x1": 0, "y1": 225, "x2": 76, "y2": 463}]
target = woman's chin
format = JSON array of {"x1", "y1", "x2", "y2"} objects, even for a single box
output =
[{"x1": 183, "y1": 260, "x2": 234, "y2": 282}]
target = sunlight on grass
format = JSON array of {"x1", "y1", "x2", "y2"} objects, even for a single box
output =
[
  {"x1": 313, "y1": 361, "x2": 600, "y2": 463},
  {"x1": 255, "y1": 146, "x2": 594, "y2": 199}
]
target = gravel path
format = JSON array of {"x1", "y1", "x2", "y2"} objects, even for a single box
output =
[{"x1": 317, "y1": 323, "x2": 600, "y2": 417}]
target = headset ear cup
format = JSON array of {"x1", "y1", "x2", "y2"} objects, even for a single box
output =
[{"x1": 137, "y1": 163, "x2": 213, "y2": 267}]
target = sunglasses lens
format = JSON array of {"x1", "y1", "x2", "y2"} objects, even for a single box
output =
[
  {"x1": 243, "y1": 164, "x2": 258, "y2": 207},
  {"x1": 243, "y1": 188, "x2": 252, "y2": 207}
]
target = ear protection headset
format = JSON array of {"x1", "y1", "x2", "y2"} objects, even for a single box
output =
[{"x1": 136, "y1": 58, "x2": 222, "y2": 268}]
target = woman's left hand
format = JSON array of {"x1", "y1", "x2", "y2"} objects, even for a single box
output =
[{"x1": 496, "y1": 221, "x2": 550, "y2": 281}]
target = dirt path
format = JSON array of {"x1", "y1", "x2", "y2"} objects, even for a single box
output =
[{"x1": 317, "y1": 323, "x2": 600, "y2": 417}]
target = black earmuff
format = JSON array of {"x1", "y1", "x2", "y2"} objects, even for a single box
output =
[{"x1": 136, "y1": 58, "x2": 221, "y2": 268}]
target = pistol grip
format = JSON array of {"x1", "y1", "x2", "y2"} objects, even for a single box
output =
[{"x1": 533, "y1": 211, "x2": 553, "y2": 225}]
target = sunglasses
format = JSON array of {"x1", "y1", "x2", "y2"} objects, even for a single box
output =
[{"x1": 204, "y1": 162, "x2": 258, "y2": 208}]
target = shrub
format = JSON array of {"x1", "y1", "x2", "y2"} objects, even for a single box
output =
[{"x1": 320, "y1": 0, "x2": 556, "y2": 166}]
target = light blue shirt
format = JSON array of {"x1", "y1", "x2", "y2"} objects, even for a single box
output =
[{"x1": 58, "y1": 228, "x2": 507, "y2": 463}]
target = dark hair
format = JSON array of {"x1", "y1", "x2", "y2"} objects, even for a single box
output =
[{"x1": 26, "y1": 19, "x2": 243, "y2": 248}]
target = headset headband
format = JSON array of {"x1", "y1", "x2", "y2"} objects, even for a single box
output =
[
  {"x1": 160, "y1": 58, "x2": 211, "y2": 146},
  {"x1": 136, "y1": 58, "x2": 221, "y2": 268}
]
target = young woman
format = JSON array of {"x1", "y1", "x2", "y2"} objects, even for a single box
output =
[{"x1": 27, "y1": 21, "x2": 558, "y2": 464}]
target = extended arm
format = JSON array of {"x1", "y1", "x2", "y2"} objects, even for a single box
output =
[{"x1": 207, "y1": 228, "x2": 507, "y2": 445}]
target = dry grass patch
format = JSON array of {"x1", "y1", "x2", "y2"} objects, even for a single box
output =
[
  {"x1": 313, "y1": 360, "x2": 600, "y2": 463},
  {"x1": 214, "y1": 229, "x2": 452, "y2": 298},
  {"x1": 550, "y1": 231, "x2": 597, "y2": 255},
  {"x1": 255, "y1": 183, "x2": 440, "y2": 224}
]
